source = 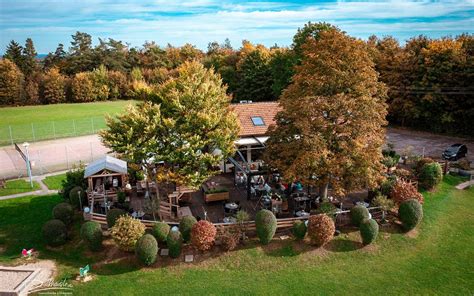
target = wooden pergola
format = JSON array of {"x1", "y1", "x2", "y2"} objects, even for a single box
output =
[{"x1": 84, "y1": 155, "x2": 128, "y2": 213}]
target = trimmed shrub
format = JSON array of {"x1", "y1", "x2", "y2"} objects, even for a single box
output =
[
  {"x1": 152, "y1": 222, "x2": 170, "y2": 242},
  {"x1": 191, "y1": 220, "x2": 217, "y2": 251},
  {"x1": 398, "y1": 199, "x2": 423, "y2": 231},
  {"x1": 52, "y1": 202, "x2": 74, "y2": 225},
  {"x1": 43, "y1": 219, "x2": 67, "y2": 246},
  {"x1": 69, "y1": 186, "x2": 86, "y2": 210},
  {"x1": 219, "y1": 226, "x2": 240, "y2": 251},
  {"x1": 350, "y1": 205, "x2": 370, "y2": 227},
  {"x1": 418, "y1": 162, "x2": 443, "y2": 190},
  {"x1": 61, "y1": 166, "x2": 87, "y2": 199},
  {"x1": 307, "y1": 214, "x2": 335, "y2": 246},
  {"x1": 179, "y1": 215, "x2": 197, "y2": 243},
  {"x1": 135, "y1": 234, "x2": 158, "y2": 266},
  {"x1": 292, "y1": 220, "x2": 307, "y2": 240},
  {"x1": 316, "y1": 202, "x2": 337, "y2": 217},
  {"x1": 360, "y1": 219, "x2": 379, "y2": 245},
  {"x1": 110, "y1": 215, "x2": 146, "y2": 252},
  {"x1": 80, "y1": 221, "x2": 103, "y2": 251},
  {"x1": 107, "y1": 208, "x2": 127, "y2": 228},
  {"x1": 255, "y1": 209, "x2": 277, "y2": 245},
  {"x1": 390, "y1": 180, "x2": 424, "y2": 204},
  {"x1": 414, "y1": 157, "x2": 434, "y2": 176},
  {"x1": 167, "y1": 229, "x2": 183, "y2": 258}
]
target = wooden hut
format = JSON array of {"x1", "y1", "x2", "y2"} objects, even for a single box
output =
[{"x1": 84, "y1": 155, "x2": 128, "y2": 213}]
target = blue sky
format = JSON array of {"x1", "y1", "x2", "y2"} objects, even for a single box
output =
[{"x1": 1, "y1": 0, "x2": 473, "y2": 54}]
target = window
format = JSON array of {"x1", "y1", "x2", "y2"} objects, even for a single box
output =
[{"x1": 251, "y1": 116, "x2": 265, "y2": 126}]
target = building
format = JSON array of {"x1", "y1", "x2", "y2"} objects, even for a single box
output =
[{"x1": 223, "y1": 101, "x2": 281, "y2": 172}]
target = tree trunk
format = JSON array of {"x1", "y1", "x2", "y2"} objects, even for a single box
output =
[{"x1": 319, "y1": 182, "x2": 329, "y2": 200}]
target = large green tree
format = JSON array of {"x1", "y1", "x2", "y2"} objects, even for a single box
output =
[
  {"x1": 101, "y1": 61, "x2": 239, "y2": 200},
  {"x1": 264, "y1": 28, "x2": 387, "y2": 198}
]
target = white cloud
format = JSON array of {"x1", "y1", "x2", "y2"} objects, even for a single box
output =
[{"x1": 1, "y1": 0, "x2": 473, "y2": 53}]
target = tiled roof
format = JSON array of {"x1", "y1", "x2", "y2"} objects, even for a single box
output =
[{"x1": 230, "y1": 102, "x2": 281, "y2": 137}]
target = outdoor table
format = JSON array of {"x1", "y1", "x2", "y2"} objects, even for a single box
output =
[
  {"x1": 356, "y1": 201, "x2": 370, "y2": 208},
  {"x1": 295, "y1": 210, "x2": 310, "y2": 218},
  {"x1": 225, "y1": 202, "x2": 239, "y2": 210},
  {"x1": 223, "y1": 216, "x2": 237, "y2": 223}
]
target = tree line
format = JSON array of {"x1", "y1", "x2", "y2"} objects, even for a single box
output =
[{"x1": 0, "y1": 22, "x2": 472, "y2": 135}]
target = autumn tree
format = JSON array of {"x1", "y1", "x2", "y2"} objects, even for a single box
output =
[
  {"x1": 292, "y1": 22, "x2": 335, "y2": 62},
  {"x1": 71, "y1": 72, "x2": 95, "y2": 102},
  {"x1": 264, "y1": 28, "x2": 387, "y2": 199},
  {"x1": 0, "y1": 59, "x2": 24, "y2": 105},
  {"x1": 42, "y1": 67, "x2": 66, "y2": 104}
]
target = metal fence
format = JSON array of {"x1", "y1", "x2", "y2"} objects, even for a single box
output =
[
  {"x1": 0, "y1": 116, "x2": 107, "y2": 146},
  {"x1": 0, "y1": 137, "x2": 110, "y2": 180}
]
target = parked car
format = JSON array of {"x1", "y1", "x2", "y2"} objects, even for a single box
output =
[{"x1": 442, "y1": 144, "x2": 468, "y2": 161}]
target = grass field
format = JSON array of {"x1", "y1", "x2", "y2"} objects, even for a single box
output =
[
  {"x1": 0, "y1": 101, "x2": 135, "y2": 146},
  {"x1": 0, "y1": 179, "x2": 41, "y2": 196},
  {"x1": 0, "y1": 175, "x2": 473, "y2": 295},
  {"x1": 43, "y1": 173, "x2": 67, "y2": 190}
]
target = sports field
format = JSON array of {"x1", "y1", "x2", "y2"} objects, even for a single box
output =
[{"x1": 0, "y1": 101, "x2": 135, "y2": 146}]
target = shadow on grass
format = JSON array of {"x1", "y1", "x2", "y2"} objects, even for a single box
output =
[{"x1": 324, "y1": 238, "x2": 363, "y2": 252}]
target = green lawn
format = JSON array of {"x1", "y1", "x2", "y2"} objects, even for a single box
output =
[
  {"x1": 43, "y1": 173, "x2": 67, "y2": 190},
  {"x1": 0, "y1": 100, "x2": 135, "y2": 146},
  {"x1": 0, "y1": 175, "x2": 473, "y2": 295},
  {"x1": 0, "y1": 179, "x2": 41, "y2": 196}
]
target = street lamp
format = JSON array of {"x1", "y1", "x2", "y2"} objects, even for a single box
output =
[{"x1": 22, "y1": 142, "x2": 33, "y2": 188}]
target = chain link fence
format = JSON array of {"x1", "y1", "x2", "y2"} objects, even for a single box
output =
[
  {"x1": 0, "y1": 136, "x2": 110, "y2": 180},
  {"x1": 0, "y1": 116, "x2": 108, "y2": 146}
]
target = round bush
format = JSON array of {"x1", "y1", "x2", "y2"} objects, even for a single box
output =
[
  {"x1": 415, "y1": 157, "x2": 434, "y2": 176},
  {"x1": 191, "y1": 220, "x2": 217, "y2": 251},
  {"x1": 135, "y1": 234, "x2": 158, "y2": 266},
  {"x1": 152, "y1": 222, "x2": 170, "y2": 242},
  {"x1": 350, "y1": 205, "x2": 370, "y2": 227},
  {"x1": 69, "y1": 186, "x2": 86, "y2": 210},
  {"x1": 110, "y1": 215, "x2": 146, "y2": 251},
  {"x1": 52, "y1": 203, "x2": 74, "y2": 225},
  {"x1": 255, "y1": 209, "x2": 277, "y2": 245},
  {"x1": 316, "y1": 202, "x2": 337, "y2": 217},
  {"x1": 167, "y1": 229, "x2": 183, "y2": 258},
  {"x1": 179, "y1": 216, "x2": 197, "y2": 243},
  {"x1": 292, "y1": 220, "x2": 307, "y2": 240},
  {"x1": 398, "y1": 199, "x2": 423, "y2": 231},
  {"x1": 360, "y1": 219, "x2": 379, "y2": 245},
  {"x1": 107, "y1": 208, "x2": 127, "y2": 228},
  {"x1": 307, "y1": 214, "x2": 335, "y2": 246},
  {"x1": 390, "y1": 180, "x2": 424, "y2": 204},
  {"x1": 418, "y1": 162, "x2": 443, "y2": 190},
  {"x1": 42, "y1": 219, "x2": 67, "y2": 246},
  {"x1": 80, "y1": 221, "x2": 103, "y2": 251}
]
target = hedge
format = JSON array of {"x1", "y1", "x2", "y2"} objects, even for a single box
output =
[{"x1": 52, "y1": 202, "x2": 74, "y2": 225}]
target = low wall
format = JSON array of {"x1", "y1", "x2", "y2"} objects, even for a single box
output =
[{"x1": 88, "y1": 207, "x2": 381, "y2": 232}]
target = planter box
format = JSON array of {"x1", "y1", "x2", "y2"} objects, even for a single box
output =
[{"x1": 204, "y1": 191, "x2": 229, "y2": 203}]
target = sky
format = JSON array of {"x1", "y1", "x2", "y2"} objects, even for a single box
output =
[{"x1": 0, "y1": 0, "x2": 473, "y2": 54}]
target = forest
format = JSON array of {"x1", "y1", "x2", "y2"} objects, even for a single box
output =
[{"x1": 0, "y1": 22, "x2": 473, "y2": 136}]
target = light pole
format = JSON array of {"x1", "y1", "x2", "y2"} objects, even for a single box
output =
[{"x1": 22, "y1": 142, "x2": 33, "y2": 188}]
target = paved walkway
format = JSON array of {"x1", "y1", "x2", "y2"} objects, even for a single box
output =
[
  {"x1": 0, "y1": 171, "x2": 63, "y2": 201},
  {"x1": 455, "y1": 180, "x2": 474, "y2": 190}
]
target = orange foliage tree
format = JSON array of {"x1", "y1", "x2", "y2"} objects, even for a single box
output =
[{"x1": 264, "y1": 28, "x2": 387, "y2": 199}]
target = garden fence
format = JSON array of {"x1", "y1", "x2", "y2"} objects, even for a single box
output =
[{"x1": 0, "y1": 116, "x2": 107, "y2": 146}]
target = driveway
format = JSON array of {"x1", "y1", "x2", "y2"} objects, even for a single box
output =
[
  {"x1": 0, "y1": 127, "x2": 472, "y2": 179},
  {"x1": 386, "y1": 127, "x2": 474, "y2": 162}
]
